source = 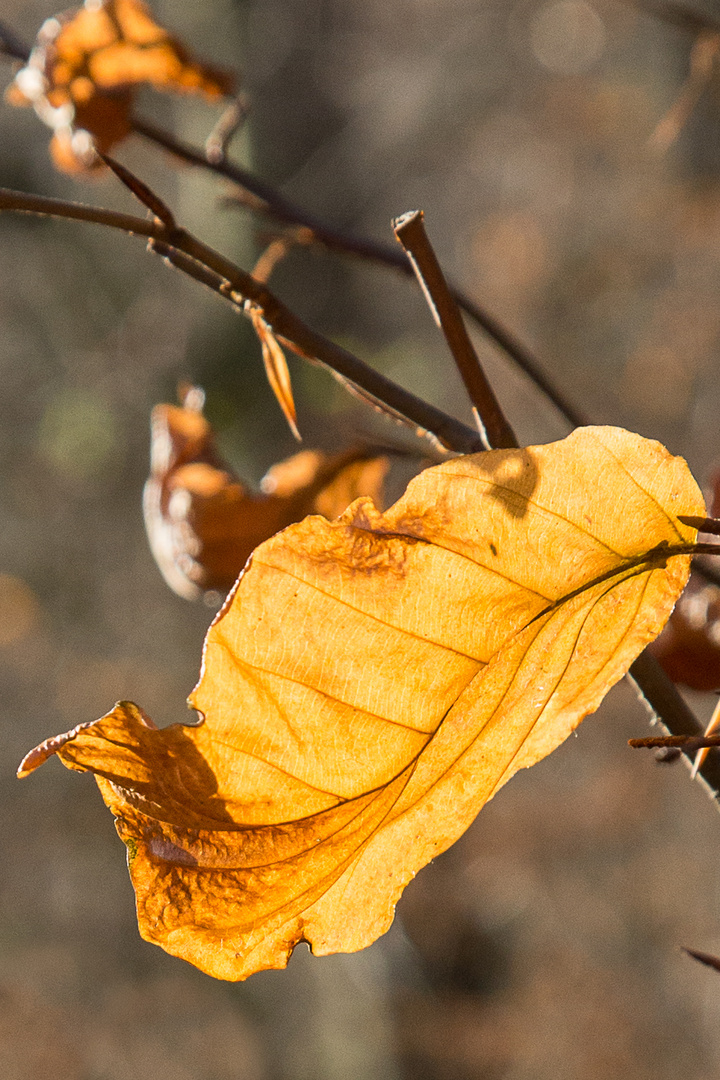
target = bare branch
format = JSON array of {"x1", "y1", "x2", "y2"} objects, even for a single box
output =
[
  {"x1": 205, "y1": 95, "x2": 250, "y2": 164},
  {"x1": 251, "y1": 231, "x2": 312, "y2": 285},
  {"x1": 130, "y1": 117, "x2": 586, "y2": 428},
  {"x1": 0, "y1": 176, "x2": 715, "y2": 805},
  {"x1": 629, "y1": 734, "x2": 720, "y2": 751},
  {"x1": 679, "y1": 515, "x2": 720, "y2": 536},
  {"x1": 628, "y1": 650, "x2": 720, "y2": 801},
  {"x1": 100, "y1": 153, "x2": 177, "y2": 230},
  {"x1": 393, "y1": 209, "x2": 517, "y2": 450},
  {"x1": 0, "y1": 184, "x2": 483, "y2": 454},
  {"x1": 0, "y1": 20, "x2": 30, "y2": 62},
  {"x1": 0, "y1": 187, "x2": 158, "y2": 236},
  {"x1": 0, "y1": 12, "x2": 585, "y2": 429},
  {"x1": 683, "y1": 947, "x2": 720, "y2": 972},
  {"x1": 649, "y1": 30, "x2": 720, "y2": 152}
]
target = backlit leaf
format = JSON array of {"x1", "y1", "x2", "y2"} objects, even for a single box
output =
[
  {"x1": 650, "y1": 467, "x2": 720, "y2": 690},
  {"x1": 143, "y1": 389, "x2": 388, "y2": 599},
  {"x1": 249, "y1": 309, "x2": 300, "y2": 440},
  {"x1": 6, "y1": 0, "x2": 236, "y2": 173},
  {"x1": 19, "y1": 426, "x2": 703, "y2": 980}
]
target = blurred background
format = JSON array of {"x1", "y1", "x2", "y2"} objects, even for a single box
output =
[{"x1": 4, "y1": 0, "x2": 720, "y2": 1076}]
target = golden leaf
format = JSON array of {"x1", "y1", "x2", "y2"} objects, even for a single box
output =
[
  {"x1": 6, "y1": 0, "x2": 236, "y2": 173},
  {"x1": 249, "y1": 308, "x2": 300, "y2": 440},
  {"x1": 19, "y1": 427, "x2": 703, "y2": 980},
  {"x1": 143, "y1": 388, "x2": 388, "y2": 599}
]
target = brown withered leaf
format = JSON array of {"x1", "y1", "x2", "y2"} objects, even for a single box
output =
[
  {"x1": 649, "y1": 468, "x2": 720, "y2": 690},
  {"x1": 143, "y1": 388, "x2": 389, "y2": 599},
  {"x1": 19, "y1": 427, "x2": 703, "y2": 980},
  {"x1": 249, "y1": 308, "x2": 300, "y2": 440},
  {"x1": 649, "y1": 572, "x2": 720, "y2": 690},
  {"x1": 6, "y1": 0, "x2": 236, "y2": 173}
]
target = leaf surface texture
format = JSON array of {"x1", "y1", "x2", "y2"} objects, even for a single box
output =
[{"x1": 19, "y1": 427, "x2": 703, "y2": 979}]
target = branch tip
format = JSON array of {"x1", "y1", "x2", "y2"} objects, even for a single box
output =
[
  {"x1": 100, "y1": 153, "x2": 177, "y2": 232},
  {"x1": 393, "y1": 208, "x2": 517, "y2": 450},
  {"x1": 682, "y1": 947, "x2": 720, "y2": 972}
]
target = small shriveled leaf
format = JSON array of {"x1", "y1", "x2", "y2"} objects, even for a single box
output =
[
  {"x1": 143, "y1": 389, "x2": 388, "y2": 599},
  {"x1": 6, "y1": 0, "x2": 236, "y2": 173},
  {"x1": 249, "y1": 309, "x2": 300, "y2": 439},
  {"x1": 650, "y1": 469, "x2": 720, "y2": 690},
  {"x1": 649, "y1": 573, "x2": 720, "y2": 690},
  {"x1": 19, "y1": 427, "x2": 703, "y2": 980}
]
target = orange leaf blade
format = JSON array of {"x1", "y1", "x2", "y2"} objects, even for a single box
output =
[
  {"x1": 142, "y1": 391, "x2": 387, "y2": 599},
  {"x1": 250, "y1": 310, "x2": 300, "y2": 440},
  {"x1": 20, "y1": 427, "x2": 704, "y2": 980}
]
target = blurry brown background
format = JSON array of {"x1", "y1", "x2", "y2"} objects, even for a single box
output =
[{"x1": 4, "y1": 0, "x2": 720, "y2": 1077}]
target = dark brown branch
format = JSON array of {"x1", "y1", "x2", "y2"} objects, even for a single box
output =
[
  {"x1": 393, "y1": 209, "x2": 517, "y2": 450},
  {"x1": 0, "y1": 179, "x2": 715, "y2": 803},
  {"x1": 0, "y1": 188, "x2": 157, "y2": 235},
  {"x1": 100, "y1": 153, "x2": 177, "y2": 230},
  {"x1": 0, "y1": 20, "x2": 30, "y2": 62},
  {"x1": 130, "y1": 118, "x2": 587, "y2": 429},
  {"x1": 683, "y1": 947, "x2": 720, "y2": 972},
  {"x1": 205, "y1": 95, "x2": 250, "y2": 164},
  {"x1": 679, "y1": 515, "x2": 720, "y2": 536},
  {"x1": 0, "y1": 185, "x2": 482, "y2": 454},
  {"x1": 0, "y1": 19, "x2": 585, "y2": 429},
  {"x1": 628, "y1": 650, "x2": 720, "y2": 800},
  {"x1": 629, "y1": 734, "x2": 720, "y2": 750}
]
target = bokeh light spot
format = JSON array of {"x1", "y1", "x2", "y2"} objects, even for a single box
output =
[
  {"x1": 530, "y1": 1, "x2": 606, "y2": 75},
  {"x1": 38, "y1": 388, "x2": 118, "y2": 481},
  {"x1": 0, "y1": 573, "x2": 40, "y2": 646}
]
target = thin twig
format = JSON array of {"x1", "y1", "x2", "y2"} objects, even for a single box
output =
[
  {"x1": 648, "y1": 30, "x2": 720, "y2": 152},
  {"x1": 251, "y1": 237, "x2": 292, "y2": 285},
  {"x1": 393, "y1": 209, "x2": 517, "y2": 450},
  {"x1": 0, "y1": 19, "x2": 29, "y2": 62},
  {"x1": 679, "y1": 515, "x2": 720, "y2": 536},
  {"x1": 205, "y1": 94, "x2": 250, "y2": 164},
  {"x1": 252, "y1": 230, "x2": 312, "y2": 285},
  {"x1": 0, "y1": 188, "x2": 155, "y2": 235},
  {"x1": 630, "y1": 733, "x2": 720, "y2": 750},
  {"x1": 0, "y1": 184, "x2": 483, "y2": 454},
  {"x1": 129, "y1": 118, "x2": 587, "y2": 428},
  {"x1": 690, "y1": 696, "x2": 720, "y2": 778},
  {"x1": 0, "y1": 20, "x2": 586, "y2": 429},
  {"x1": 99, "y1": 152, "x2": 177, "y2": 230},
  {"x1": 628, "y1": 650, "x2": 720, "y2": 799},
  {"x1": 683, "y1": 947, "x2": 720, "y2": 972},
  {"x1": 0, "y1": 178, "x2": 715, "y2": 801}
]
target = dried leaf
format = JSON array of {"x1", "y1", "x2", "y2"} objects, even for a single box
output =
[
  {"x1": 249, "y1": 309, "x2": 300, "y2": 440},
  {"x1": 6, "y1": 0, "x2": 236, "y2": 173},
  {"x1": 143, "y1": 389, "x2": 389, "y2": 599},
  {"x1": 650, "y1": 469, "x2": 720, "y2": 690},
  {"x1": 648, "y1": 572, "x2": 720, "y2": 689},
  {"x1": 19, "y1": 427, "x2": 703, "y2": 980}
]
